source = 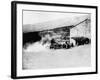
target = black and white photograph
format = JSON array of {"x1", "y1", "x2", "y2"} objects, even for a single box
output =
[
  {"x1": 11, "y1": 1, "x2": 97, "y2": 79},
  {"x1": 23, "y1": 10, "x2": 91, "y2": 69}
]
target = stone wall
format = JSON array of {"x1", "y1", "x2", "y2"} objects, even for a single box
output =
[{"x1": 70, "y1": 19, "x2": 91, "y2": 38}]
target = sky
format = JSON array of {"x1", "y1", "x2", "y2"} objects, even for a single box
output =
[{"x1": 23, "y1": 10, "x2": 90, "y2": 25}]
